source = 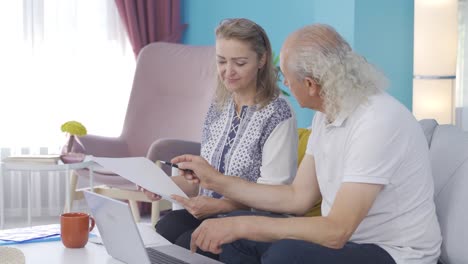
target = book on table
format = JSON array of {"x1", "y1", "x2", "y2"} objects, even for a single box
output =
[{"x1": 2, "y1": 154, "x2": 61, "y2": 164}]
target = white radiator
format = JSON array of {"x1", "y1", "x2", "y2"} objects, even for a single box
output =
[{"x1": 1, "y1": 147, "x2": 69, "y2": 217}]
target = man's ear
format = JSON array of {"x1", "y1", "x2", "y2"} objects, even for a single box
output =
[{"x1": 304, "y1": 77, "x2": 318, "y2": 96}]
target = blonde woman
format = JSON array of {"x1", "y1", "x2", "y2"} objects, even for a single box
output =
[{"x1": 142, "y1": 18, "x2": 298, "y2": 259}]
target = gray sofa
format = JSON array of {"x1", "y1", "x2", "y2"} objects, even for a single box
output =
[{"x1": 420, "y1": 119, "x2": 468, "y2": 264}]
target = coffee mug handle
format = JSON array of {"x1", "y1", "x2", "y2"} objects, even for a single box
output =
[{"x1": 89, "y1": 216, "x2": 96, "y2": 233}]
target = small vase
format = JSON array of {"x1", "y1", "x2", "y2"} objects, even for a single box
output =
[
  {"x1": 60, "y1": 134, "x2": 86, "y2": 164},
  {"x1": 60, "y1": 152, "x2": 86, "y2": 164}
]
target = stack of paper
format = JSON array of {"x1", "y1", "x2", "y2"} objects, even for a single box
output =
[
  {"x1": 0, "y1": 224, "x2": 61, "y2": 245},
  {"x1": 0, "y1": 224, "x2": 96, "y2": 246},
  {"x1": 2, "y1": 155, "x2": 60, "y2": 164}
]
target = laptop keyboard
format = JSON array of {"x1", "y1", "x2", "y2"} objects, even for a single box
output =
[{"x1": 146, "y1": 247, "x2": 190, "y2": 264}]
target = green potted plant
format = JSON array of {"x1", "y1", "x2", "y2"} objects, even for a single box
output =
[
  {"x1": 273, "y1": 52, "x2": 290, "y2": 97},
  {"x1": 60, "y1": 120, "x2": 87, "y2": 163}
]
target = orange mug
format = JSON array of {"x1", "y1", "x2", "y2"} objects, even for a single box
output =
[{"x1": 60, "y1": 212, "x2": 95, "y2": 248}]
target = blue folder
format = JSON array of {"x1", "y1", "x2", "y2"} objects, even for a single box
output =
[{"x1": 0, "y1": 234, "x2": 62, "y2": 246}]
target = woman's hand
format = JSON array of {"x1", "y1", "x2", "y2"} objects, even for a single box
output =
[
  {"x1": 171, "y1": 195, "x2": 223, "y2": 219},
  {"x1": 170, "y1": 155, "x2": 220, "y2": 189},
  {"x1": 137, "y1": 185, "x2": 162, "y2": 201}
]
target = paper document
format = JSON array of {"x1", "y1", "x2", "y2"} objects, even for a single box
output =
[
  {"x1": 91, "y1": 156, "x2": 188, "y2": 204},
  {"x1": 0, "y1": 224, "x2": 95, "y2": 245},
  {"x1": 0, "y1": 224, "x2": 60, "y2": 243}
]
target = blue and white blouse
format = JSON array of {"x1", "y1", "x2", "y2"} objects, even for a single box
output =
[{"x1": 200, "y1": 96, "x2": 298, "y2": 198}]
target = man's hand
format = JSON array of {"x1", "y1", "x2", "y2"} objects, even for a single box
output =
[
  {"x1": 190, "y1": 217, "x2": 245, "y2": 254},
  {"x1": 137, "y1": 185, "x2": 162, "y2": 201},
  {"x1": 171, "y1": 155, "x2": 220, "y2": 189},
  {"x1": 172, "y1": 195, "x2": 223, "y2": 219}
]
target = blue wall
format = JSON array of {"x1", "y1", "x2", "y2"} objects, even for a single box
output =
[
  {"x1": 181, "y1": 0, "x2": 414, "y2": 128},
  {"x1": 354, "y1": 0, "x2": 414, "y2": 109}
]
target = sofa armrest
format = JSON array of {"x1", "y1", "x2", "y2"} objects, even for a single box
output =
[
  {"x1": 77, "y1": 135, "x2": 129, "y2": 157},
  {"x1": 146, "y1": 138, "x2": 201, "y2": 175}
]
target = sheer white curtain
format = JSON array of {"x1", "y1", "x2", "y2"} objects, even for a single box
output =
[
  {"x1": 0, "y1": 0, "x2": 135, "y2": 147},
  {"x1": 0, "y1": 0, "x2": 135, "y2": 219},
  {"x1": 456, "y1": 0, "x2": 468, "y2": 130}
]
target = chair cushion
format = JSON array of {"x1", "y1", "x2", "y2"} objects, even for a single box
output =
[
  {"x1": 419, "y1": 119, "x2": 438, "y2": 148},
  {"x1": 428, "y1": 124, "x2": 468, "y2": 264}
]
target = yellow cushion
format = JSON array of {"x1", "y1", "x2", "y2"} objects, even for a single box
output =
[
  {"x1": 305, "y1": 200, "x2": 322, "y2": 217},
  {"x1": 297, "y1": 128, "x2": 321, "y2": 217},
  {"x1": 297, "y1": 128, "x2": 311, "y2": 166}
]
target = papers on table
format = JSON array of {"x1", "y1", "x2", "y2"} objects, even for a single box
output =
[
  {"x1": 0, "y1": 224, "x2": 60, "y2": 242},
  {"x1": 0, "y1": 224, "x2": 60, "y2": 244},
  {"x1": 0, "y1": 224, "x2": 96, "y2": 246},
  {"x1": 90, "y1": 156, "x2": 188, "y2": 204}
]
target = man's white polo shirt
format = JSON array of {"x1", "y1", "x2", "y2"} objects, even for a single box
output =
[{"x1": 307, "y1": 92, "x2": 442, "y2": 264}]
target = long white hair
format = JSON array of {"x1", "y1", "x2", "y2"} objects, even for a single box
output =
[{"x1": 287, "y1": 24, "x2": 388, "y2": 121}]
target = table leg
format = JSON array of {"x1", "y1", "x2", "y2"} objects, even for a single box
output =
[
  {"x1": 0, "y1": 165, "x2": 4, "y2": 229},
  {"x1": 89, "y1": 167, "x2": 94, "y2": 192},
  {"x1": 65, "y1": 166, "x2": 70, "y2": 213},
  {"x1": 151, "y1": 201, "x2": 160, "y2": 228},
  {"x1": 171, "y1": 167, "x2": 183, "y2": 211},
  {"x1": 27, "y1": 170, "x2": 32, "y2": 227},
  {"x1": 129, "y1": 200, "x2": 141, "y2": 223}
]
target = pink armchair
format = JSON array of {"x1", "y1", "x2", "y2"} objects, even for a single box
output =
[{"x1": 69, "y1": 42, "x2": 216, "y2": 226}]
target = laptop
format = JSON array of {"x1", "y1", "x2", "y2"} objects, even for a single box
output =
[{"x1": 83, "y1": 190, "x2": 222, "y2": 264}]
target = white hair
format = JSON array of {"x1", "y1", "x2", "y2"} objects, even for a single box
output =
[{"x1": 287, "y1": 24, "x2": 388, "y2": 121}]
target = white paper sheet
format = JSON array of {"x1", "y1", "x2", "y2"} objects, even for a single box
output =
[{"x1": 90, "y1": 156, "x2": 188, "y2": 204}]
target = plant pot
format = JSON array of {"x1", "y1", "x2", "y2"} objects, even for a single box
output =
[
  {"x1": 60, "y1": 152, "x2": 86, "y2": 164},
  {"x1": 60, "y1": 134, "x2": 86, "y2": 164}
]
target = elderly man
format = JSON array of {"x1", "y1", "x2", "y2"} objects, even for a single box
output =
[{"x1": 172, "y1": 24, "x2": 442, "y2": 264}]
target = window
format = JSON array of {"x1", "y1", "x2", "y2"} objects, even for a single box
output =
[{"x1": 0, "y1": 0, "x2": 135, "y2": 147}]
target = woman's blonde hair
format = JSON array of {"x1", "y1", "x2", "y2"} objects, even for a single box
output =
[
  {"x1": 286, "y1": 24, "x2": 388, "y2": 121},
  {"x1": 214, "y1": 18, "x2": 279, "y2": 108}
]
